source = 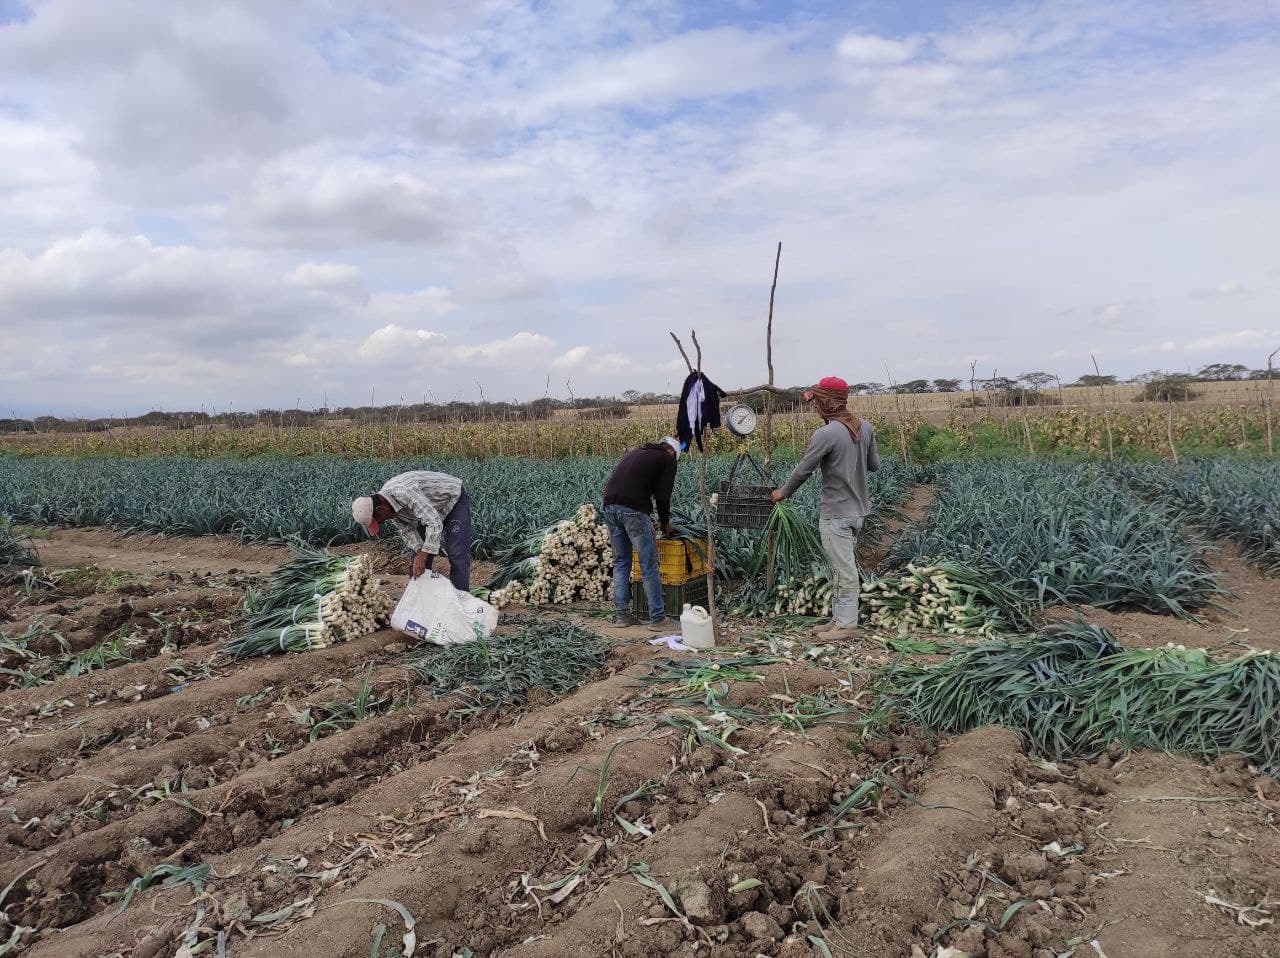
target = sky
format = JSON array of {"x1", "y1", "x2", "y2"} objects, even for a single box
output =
[{"x1": 1, "y1": 0, "x2": 1279, "y2": 418}]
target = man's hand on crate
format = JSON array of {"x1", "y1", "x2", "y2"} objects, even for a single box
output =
[{"x1": 770, "y1": 489, "x2": 785, "y2": 503}]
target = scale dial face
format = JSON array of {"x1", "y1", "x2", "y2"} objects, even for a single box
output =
[{"x1": 726, "y1": 403, "x2": 758, "y2": 437}]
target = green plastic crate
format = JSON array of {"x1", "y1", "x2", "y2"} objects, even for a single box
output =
[{"x1": 630, "y1": 577, "x2": 709, "y2": 618}]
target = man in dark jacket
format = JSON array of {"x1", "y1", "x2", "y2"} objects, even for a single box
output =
[{"x1": 602, "y1": 437, "x2": 680, "y2": 629}]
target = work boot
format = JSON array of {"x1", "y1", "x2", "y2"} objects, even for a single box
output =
[
  {"x1": 646, "y1": 617, "x2": 676, "y2": 632},
  {"x1": 824, "y1": 625, "x2": 861, "y2": 642},
  {"x1": 613, "y1": 610, "x2": 639, "y2": 627}
]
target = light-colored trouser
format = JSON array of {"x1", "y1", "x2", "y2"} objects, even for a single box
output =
[{"x1": 820, "y1": 516, "x2": 863, "y2": 627}]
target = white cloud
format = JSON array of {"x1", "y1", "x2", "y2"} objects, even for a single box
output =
[
  {"x1": 356, "y1": 324, "x2": 448, "y2": 362},
  {"x1": 839, "y1": 32, "x2": 921, "y2": 64},
  {"x1": 551, "y1": 345, "x2": 592, "y2": 369},
  {"x1": 552, "y1": 345, "x2": 635, "y2": 371},
  {"x1": 836, "y1": 33, "x2": 920, "y2": 65},
  {"x1": 1184, "y1": 328, "x2": 1280, "y2": 352},
  {"x1": 516, "y1": 27, "x2": 803, "y2": 119},
  {"x1": 452, "y1": 331, "x2": 553, "y2": 363},
  {"x1": 1190, "y1": 279, "x2": 1246, "y2": 299},
  {"x1": 355, "y1": 325, "x2": 550, "y2": 367},
  {"x1": 286, "y1": 262, "x2": 364, "y2": 289},
  {"x1": 230, "y1": 156, "x2": 458, "y2": 248}
]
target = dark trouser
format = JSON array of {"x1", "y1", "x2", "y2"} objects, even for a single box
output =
[
  {"x1": 603, "y1": 503, "x2": 663, "y2": 621},
  {"x1": 407, "y1": 489, "x2": 472, "y2": 590}
]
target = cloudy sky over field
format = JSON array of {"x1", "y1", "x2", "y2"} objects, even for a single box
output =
[{"x1": 2, "y1": 0, "x2": 1279, "y2": 416}]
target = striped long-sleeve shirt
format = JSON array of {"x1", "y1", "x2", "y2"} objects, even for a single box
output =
[{"x1": 377, "y1": 471, "x2": 463, "y2": 554}]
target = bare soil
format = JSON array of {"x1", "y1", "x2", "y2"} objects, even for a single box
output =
[{"x1": 0, "y1": 526, "x2": 1276, "y2": 958}]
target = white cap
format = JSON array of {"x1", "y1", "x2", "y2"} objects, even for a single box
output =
[
  {"x1": 352, "y1": 496, "x2": 374, "y2": 528},
  {"x1": 660, "y1": 437, "x2": 682, "y2": 459}
]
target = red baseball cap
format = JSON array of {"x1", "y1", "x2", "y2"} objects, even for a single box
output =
[{"x1": 805, "y1": 376, "x2": 848, "y2": 400}]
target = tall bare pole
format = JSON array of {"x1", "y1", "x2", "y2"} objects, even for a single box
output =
[
  {"x1": 764, "y1": 242, "x2": 781, "y2": 590},
  {"x1": 670, "y1": 330, "x2": 718, "y2": 639},
  {"x1": 764, "y1": 242, "x2": 781, "y2": 469},
  {"x1": 1266, "y1": 346, "x2": 1278, "y2": 456},
  {"x1": 1091, "y1": 354, "x2": 1114, "y2": 460}
]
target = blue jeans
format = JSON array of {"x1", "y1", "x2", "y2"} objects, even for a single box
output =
[
  {"x1": 603, "y1": 504, "x2": 664, "y2": 621},
  {"x1": 405, "y1": 489, "x2": 473, "y2": 591}
]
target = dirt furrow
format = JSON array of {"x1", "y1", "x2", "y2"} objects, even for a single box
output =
[
  {"x1": 2, "y1": 662, "x2": 418, "y2": 851},
  {"x1": 833, "y1": 726, "x2": 1022, "y2": 955},
  {"x1": 3, "y1": 694, "x2": 459, "y2": 938},
  {"x1": 0, "y1": 628, "x2": 403, "y2": 780},
  {"x1": 1090, "y1": 752, "x2": 1280, "y2": 958},
  {"x1": 20, "y1": 656, "x2": 664, "y2": 957}
]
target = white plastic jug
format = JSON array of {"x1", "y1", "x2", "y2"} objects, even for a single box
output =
[{"x1": 680, "y1": 604, "x2": 715, "y2": 650}]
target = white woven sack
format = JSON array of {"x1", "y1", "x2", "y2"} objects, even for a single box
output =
[{"x1": 391, "y1": 571, "x2": 499, "y2": 645}]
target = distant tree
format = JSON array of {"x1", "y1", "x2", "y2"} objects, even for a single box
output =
[
  {"x1": 899, "y1": 379, "x2": 932, "y2": 394},
  {"x1": 1195, "y1": 362, "x2": 1249, "y2": 381},
  {"x1": 1249, "y1": 369, "x2": 1271, "y2": 380},
  {"x1": 1136, "y1": 374, "x2": 1200, "y2": 402},
  {"x1": 1018, "y1": 372, "x2": 1055, "y2": 391},
  {"x1": 932, "y1": 378, "x2": 961, "y2": 392},
  {"x1": 622, "y1": 390, "x2": 642, "y2": 403},
  {"x1": 859, "y1": 382, "x2": 888, "y2": 396},
  {"x1": 980, "y1": 376, "x2": 1017, "y2": 392},
  {"x1": 1072, "y1": 374, "x2": 1117, "y2": 388}
]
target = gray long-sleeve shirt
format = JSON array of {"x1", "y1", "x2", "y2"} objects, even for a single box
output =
[
  {"x1": 779, "y1": 420, "x2": 880, "y2": 519},
  {"x1": 378, "y1": 470, "x2": 463, "y2": 554}
]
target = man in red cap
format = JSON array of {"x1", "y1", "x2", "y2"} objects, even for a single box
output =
[{"x1": 771, "y1": 376, "x2": 879, "y2": 638}]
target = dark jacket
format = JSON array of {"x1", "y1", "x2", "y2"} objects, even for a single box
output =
[
  {"x1": 603, "y1": 444, "x2": 677, "y2": 523},
  {"x1": 676, "y1": 372, "x2": 725, "y2": 451}
]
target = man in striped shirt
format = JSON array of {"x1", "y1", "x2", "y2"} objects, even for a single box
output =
[{"x1": 352, "y1": 471, "x2": 472, "y2": 589}]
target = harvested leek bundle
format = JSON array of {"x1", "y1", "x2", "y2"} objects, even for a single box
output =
[
  {"x1": 731, "y1": 502, "x2": 834, "y2": 618},
  {"x1": 879, "y1": 623, "x2": 1280, "y2": 773},
  {"x1": 489, "y1": 504, "x2": 612, "y2": 608},
  {"x1": 223, "y1": 549, "x2": 394, "y2": 659},
  {"x1": 733, "y1": 569, "x2": 833, "y2": 618},
  {"x1": 863, "y1": 560, "x2": 1031, "y2": 636}
]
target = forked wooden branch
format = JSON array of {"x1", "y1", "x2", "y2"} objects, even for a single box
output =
[{"x1": 670, "y1": 332, "x2": 694, "y2": 374}]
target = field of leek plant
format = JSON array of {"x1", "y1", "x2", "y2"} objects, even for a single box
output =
[
  {"x1": 1116, "y1": 458, "x2": 1280, "y2": 574},
  {"x1": 0, "y1": 454, "x2": 917, "y2": 563},
  {"x1": 887, "y1": 460, "x2": 1227, "y2": 618}
]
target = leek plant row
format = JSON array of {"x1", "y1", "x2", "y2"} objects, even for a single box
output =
[
  {"x1": 1115, "y1": 459, "x2": 1280, "y2": 574},
  {"x1": 888, "y1": 460, "x2": 1224, "y2": 618}
]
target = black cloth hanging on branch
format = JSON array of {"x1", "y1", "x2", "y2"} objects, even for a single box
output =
[{"x1": 676, "y1": 371, "x2": 726, "y2": 452}]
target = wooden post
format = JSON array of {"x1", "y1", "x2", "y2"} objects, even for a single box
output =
[
  {"x1": 968, "y1": 360, "x2": 978, "y2": 425},
  {"x1": 764, "y1": 242, "x2": 781, "y2": 468},
  {"x1": 670, "y1": 330, "x2": 718, "y2": 639},
  {"x1": 1267, "y1": 346, "x2": 1278, "y2": 457},
  {"x1": 884, "y1": 365, "x2": 911, "y2": 463},
  {"x1": 691, "y1": 331, "x2": 719, "y2": 640},
  {"x1": 1166, "y1": 395, "x2": 1179, "y2": 464},
  {"x1": 1091, "y1": 354, "x2": 1114, "y2": 460},
  {"x1": 764, "y1": 242, "x2": 781, "y2": 590}
]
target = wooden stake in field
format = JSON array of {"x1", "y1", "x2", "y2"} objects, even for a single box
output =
[
  {"x1": 1267, "y1": 345, "x2": 1278, "y2": 457},
  {"x1": 670, "y1": 330, "x2": 719, "y2": 641},
  {"x1": 1091, "y1": 353, "x2": 1114, "y2": 460},
  {"x1": 764, "y1": 242, "x2": 781, "y2": 590}
]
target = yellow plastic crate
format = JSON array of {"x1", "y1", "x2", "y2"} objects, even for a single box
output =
[{"x1": 631, "y1": 538, "x2": 709, "y2": 585}]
